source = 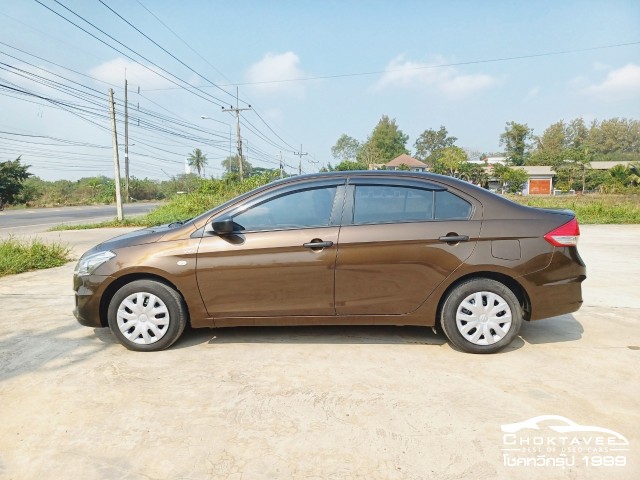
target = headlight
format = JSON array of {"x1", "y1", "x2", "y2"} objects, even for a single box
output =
[{"x1": 74, "y1": 251, "x2": 116, "y2": 276}]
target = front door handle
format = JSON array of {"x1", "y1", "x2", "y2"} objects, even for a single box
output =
[
  {"x1": 303, "y1": 240, "x2": 334, "y2": 250},
  {"x1": 438, "y1": 235, "x2": 469, "y2": 243}
]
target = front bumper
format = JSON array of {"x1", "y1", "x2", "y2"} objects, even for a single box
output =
[{"x1": 73, "y1": 274, "x2": 113, "y2": 328}]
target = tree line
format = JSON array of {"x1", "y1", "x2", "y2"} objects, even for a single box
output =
[
  {"x1": 2, "y1": 116, "x2": 639, "y2": 207},
  {"x1": 0, "y1": 149, "x2": 279, "y2": 208},
  {"x1": 329, "y1": 116, "x2": 640, "y2": 193}
]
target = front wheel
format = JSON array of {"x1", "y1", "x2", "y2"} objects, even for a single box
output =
[
  {"x1": 107, "y1": 280, "x2": 188, "y2": 352},
  {"x1": 440, "y1": 278, "x2": 522, "y2": 354}
]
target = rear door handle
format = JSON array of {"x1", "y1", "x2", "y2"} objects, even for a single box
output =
[
  {"x1": 303, "y1": 240, "x2": 334, "y2": 249},
  {"x1": 438, "y1": 235, "x2": 469, "y2": 243}
]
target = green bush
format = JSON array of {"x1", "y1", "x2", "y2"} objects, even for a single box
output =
[{"x1": 0, "y1": 238, "x2": 72, "y2": 276}]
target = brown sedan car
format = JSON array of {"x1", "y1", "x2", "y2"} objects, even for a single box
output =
[{"x1": 73, "y1": 171, "x2": 586, "y2": 353}]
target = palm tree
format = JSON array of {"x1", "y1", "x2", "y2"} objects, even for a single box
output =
[{"x1": 187, "y1": 148, "x2": 208, "y2": 177}]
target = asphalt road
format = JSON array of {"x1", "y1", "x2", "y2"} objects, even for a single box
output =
[{"x1": 0, "y1": 202, "x2": 162, "y2": 234}]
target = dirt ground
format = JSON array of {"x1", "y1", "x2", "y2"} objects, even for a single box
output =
[{"x1": 0, "y1": 225, "x2": 638, "y2": 479}]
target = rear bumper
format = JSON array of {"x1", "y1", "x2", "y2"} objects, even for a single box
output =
[
  {"x1": 523, "y1": 246, "x2": 586, "y2": 321},
  {"x1": 526, "y1": 277, "x2": 585, "y2": 320}
]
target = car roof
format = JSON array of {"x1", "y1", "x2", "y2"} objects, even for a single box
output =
[
  {"x1": 271, "y1": 170, "x2": 454, "y2": 185},
  {"x1": 270, "y1": 170, "x2": 492, "y2": 196}
]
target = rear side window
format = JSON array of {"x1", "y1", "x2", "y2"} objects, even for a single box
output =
[
  {"x1": 353, "y1": 186, "x2": 434, "y2": 224},
  {"x1": 352, "y1": 185, "x2": 472, "y2": 224},
  {"x1": 435, "y1": 191, "x2": 472, "y2": 220}
]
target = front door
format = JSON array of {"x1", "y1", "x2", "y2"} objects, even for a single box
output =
[{"x1": 196, "y1": 183, "x2": 343, "y2": 318}]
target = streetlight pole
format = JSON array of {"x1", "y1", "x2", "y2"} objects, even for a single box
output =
[{"x1": 201, "y1": 115, "x2": 232, "y2": 177}]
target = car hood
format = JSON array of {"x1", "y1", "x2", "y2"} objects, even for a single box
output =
[{"x1": 83, "y1": 224, "x2": 176, "y2": 256}]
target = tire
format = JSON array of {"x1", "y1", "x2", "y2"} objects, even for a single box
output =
[
  {"x1": 107, "y1": 280, "x2": 188, "y2": 352},
  {"x1": 440, "y1": 278, "x2": 522, "y2": 354}
]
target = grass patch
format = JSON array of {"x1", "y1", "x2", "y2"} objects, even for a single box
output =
[
  {"x1": 49, "y1": 217, "x2": 149, "y2": 231},
  {"x1": 51, "y1": 174, "x2": 278, "y2": 231},
  {"x1": 0, "y1": 237, "x2": 72, "y2": 277},
  {"x1": 49, "y1": 192, "x2": 227, "y2": 231},
  {"x1": 508, "y1": 194, "x2": 640, "y2": 224}
]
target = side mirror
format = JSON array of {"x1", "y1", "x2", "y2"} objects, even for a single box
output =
[{"x1": 212, "y1": 218, "x2": 236, "y2": 235}]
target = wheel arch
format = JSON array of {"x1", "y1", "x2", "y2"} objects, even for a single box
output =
[
  {"x1": 99, "y1": 273, "x2": 189, "y2": 328},
  {"x1": 435, "y1": 271, "x2": 531, "y2": 330}
]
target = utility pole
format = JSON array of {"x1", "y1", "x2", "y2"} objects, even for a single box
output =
[
  {"x1": 279, "y1": 151, "x2": 284, "y2": 179},
  {"x1": 294, "y1": 144, "x2": 308, "y2": 175},
  {"x1": 308, "y1": 155, "x2": 319, "y2": 172},
  {"x1": 222, "y1": 88, "x2": 251, "y2": 179},
  {"x1": 124, "y1": 78, "x2": 129, "y2": 202},
  {"x1": 108, "y1": 88, "x2": 124, "y2": 221}
]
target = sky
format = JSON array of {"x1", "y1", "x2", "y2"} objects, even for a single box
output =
[{"x1": 0, "y1": 0, "x2": 639, "y2": 181}]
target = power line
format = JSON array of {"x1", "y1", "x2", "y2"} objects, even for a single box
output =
[
  {"x1": 0, "y1": 76, "x2": 225, "y2": 150},
  {"x1": 235, "y1": 40, "x2": 640, "y2": 86},
  {"x1": 146, "y1": 40, "x2": 640, "y2": 89},
  {"x1": 97, "y1": 0, "x2": 239, "y2": 106},
  {"x1": 134, "y1": 0, "x2": 234, "y2": 85},
  {"x1": 0, "y1": 130, "x2": 109, "y2": 148},
  {"x1": 0, "y1": 40, "x2": 121, "y2": 89},
  {"x1": 102, "y1": 0, "x2": 307, "y2": 156},
  {"x1": 94, "y1": 0, "x2": 303, "y2": 161},
  {"x1": 0, "y1": 57, "x2": 231, "y2": 148},
  {"x1": 34, "y1": 0, "x2": 229, "y2": 108},
  {"x1": 3, "y1": 5, "x2": 309, "y2": 176},
  {"x1": 252, "y1": 108, "x2": 298, "y2": 152}
]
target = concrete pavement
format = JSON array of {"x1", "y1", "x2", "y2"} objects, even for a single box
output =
[{"x1": 0, "y1": 225, "x2": 638, "y2": 479}]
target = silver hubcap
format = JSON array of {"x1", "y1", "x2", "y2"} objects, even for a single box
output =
[
  {"x1": 456, "y1": 291, "x2": 512, "y2": 346},
  {"x1": 116, "y1": 292, "x2": 170, "y2": 345}
]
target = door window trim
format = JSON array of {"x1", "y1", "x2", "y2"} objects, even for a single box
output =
[
  {"x1": 209, "y1": 180, "x2": 347, "y2": 234},
  {"x1": 342, "y1": 180, "x2": 474, "y2": 226}
]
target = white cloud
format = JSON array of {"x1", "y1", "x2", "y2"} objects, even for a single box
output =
[
  {"x1": 89, "y1": 58, "x2": 174, "y2": 90},
  {"x1": 582, "y1": 63, "x2": 640, "y2": 101},
  {"x1": 524, "y1": 86, "x2": 541, "y2": 100},
  {"x1": 569, "y1": 75, "x2": 589, "y2": 89},
  {"x1": 373, "y1": 55, "x2": 500, "y2": 98},
  {"x1": 245, "y1": 52, "x2": 307, "y2": 97},
  {"x1": 260, "y1": 107, "x2": 284, "y2": 124},
  {"x1": 592, "y1": 61, "x2": 611, "y2": 71},
  {"x1": 440, "y1": 72, "x2": 498, "y2": 96}
]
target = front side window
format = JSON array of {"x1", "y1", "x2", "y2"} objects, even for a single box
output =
[
  {"x1": 353, "y1": 185, "x2": 434, "y2": 224},
  {"x1": 233, "y1": 186, "x2": 337, "y2": 231}
]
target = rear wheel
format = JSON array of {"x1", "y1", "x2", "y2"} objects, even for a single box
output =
[
  {"x1": 107, "y1": 280, "x2": 187, "y2": 352},
  {"x1": 441, "y1": 278, "x2": 522, "y2": 354}
]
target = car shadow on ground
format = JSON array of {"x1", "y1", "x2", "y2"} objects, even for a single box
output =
[
  {"x1": 92, "y1": 314, "x2": 583, "y2": 352},
  {"x1": 176, "y1": 313, "x2": 584, "y2": 352},
  {"x1": 518, "y1": 313, "x2": 583, "y2": 345},
  {"x1": 173, "y1": 324, "x2": 448, "y2": 349}
]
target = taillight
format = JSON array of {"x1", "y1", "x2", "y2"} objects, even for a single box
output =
[{"x1": 544, "y1": 218, "x2": 580, "y2": 247}]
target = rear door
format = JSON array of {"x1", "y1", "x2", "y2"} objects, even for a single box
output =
[{"x1": 334, "y1": 177, "x2": 482, "y2": 315}]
